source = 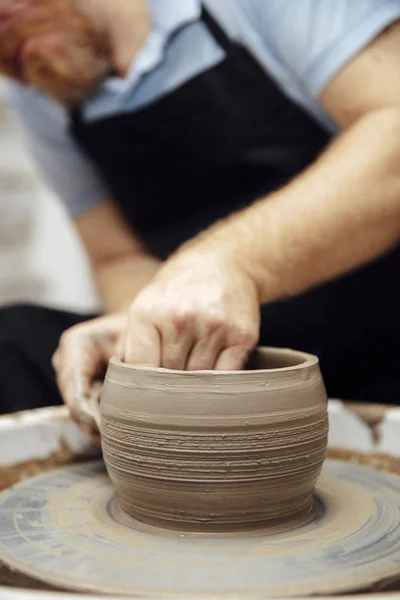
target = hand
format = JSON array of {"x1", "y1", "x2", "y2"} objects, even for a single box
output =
[
  {"x1": 123, "y1": 250, "x2": 260, "y2": 371},
  {"x1": 52, "y1": 314, "x2": 126, "y2": 437}
]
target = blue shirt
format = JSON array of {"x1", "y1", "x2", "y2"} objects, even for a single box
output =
[{"x1": 7, "y1": 0, "x2": 400, "y2": 218}]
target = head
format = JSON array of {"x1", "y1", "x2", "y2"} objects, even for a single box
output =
[{"x1": 0, "y1": 0, "x2": 110, "y2": 105}]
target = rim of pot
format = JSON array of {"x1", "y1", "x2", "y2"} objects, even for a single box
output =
[{"x1": 108, "y1": 346, "x2": 319, "y2": 376}]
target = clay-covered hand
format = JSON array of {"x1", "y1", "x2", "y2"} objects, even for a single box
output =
[
  {"x1": 123, "y1": 250, "x2": 260, "y2": 371},
  {"x1": 52, "y1": 314, "x2": 127, "y2": 437}
]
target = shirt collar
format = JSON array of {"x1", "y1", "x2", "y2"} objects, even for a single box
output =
[
  {"x1": 83, "y1": 1, "x2": 202, "y2": 118},
  {"x1": 149, "y1": 0, "x2": 201, "y2": 34},
  {"x1": 103, "y1": 0, "x2": 201, "y2": 94}
]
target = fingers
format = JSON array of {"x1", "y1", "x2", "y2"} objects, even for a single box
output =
[
  {"x1": 186, "y1": 324, "x2": 226, "y2": 371},
  {"x1": 115, "y1": 333, "x2": 125, "y2": 361},
  {"x1": 122, "y1": 255, "x2": 261, "y2": 372},
  {"x1": 124, "y1": 315, "x2": 161, "y2": 367},
  {"x1": 214, "y1": 345, "x2": 252, "y2": 371},
  {"x1": 124, "y1": 297, "x2": 259, "y2": 372},
  {"x1": 55, "y1": 338, "x2": 97, "y2": 408},
  {"x1": 65, "y1": 377, "x2": 94, "y2": 434},
  {"x1": 125, "y1": 303, "x2": 227, "y2": 371},
  {"x1": 124, "y1": 325, "x2": 257, "y2": 371},
  {"x1": 160, "y1": 314, "x2": 195, "y2": 370},
  {"x1": 212, "y1": 324, "x2": 259, "y2": 371},
  {"x1": 52, "y1": 315, "x2": 125, "y2": 437},
  {"x1": 56, "y1": 348, "x2": 101, "y2": 436}
]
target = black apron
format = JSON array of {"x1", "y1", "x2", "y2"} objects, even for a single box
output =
[{"x1": 70, "y1": 7, "x2": 400, "y2": 402}]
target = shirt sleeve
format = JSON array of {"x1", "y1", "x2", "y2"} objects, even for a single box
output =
[
  {"x1": 6, "y1": 83, "x2": 109, "y2": 218},
  {"x1": 252, "y1": 0, "x2": 400, "y2": 98}
]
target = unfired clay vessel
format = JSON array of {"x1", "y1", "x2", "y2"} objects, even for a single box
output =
[{"x1": 100, "y1": 347, "x2": 328, "y2": 532}]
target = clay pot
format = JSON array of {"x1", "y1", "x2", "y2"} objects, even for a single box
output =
[{"x1": 100, "y1": 347, "x2": 328, "y2": 533}]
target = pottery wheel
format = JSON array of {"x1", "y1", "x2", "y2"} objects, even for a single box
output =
[{"x1": 0, "y1": 460, "x2": 400, "y2": 598}]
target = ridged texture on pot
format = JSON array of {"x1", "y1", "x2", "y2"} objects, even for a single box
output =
[{"x1": 100, "y1": 348, "x2": 328, "y2": 532}]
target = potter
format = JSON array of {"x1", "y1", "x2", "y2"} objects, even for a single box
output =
[
  {"x1": 0, "y1": 1, "x2": 400, "y2": 423},
  {"x1": 99, "y1": 348, "x2": 328, "y2": 531}
]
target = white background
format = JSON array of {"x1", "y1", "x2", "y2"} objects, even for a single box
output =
[{"x1": 0, "y1": 78, "x2": 99, "y2": 314}]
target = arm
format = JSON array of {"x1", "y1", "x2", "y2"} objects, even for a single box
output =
[
  {"x1": 53, "y1": 200, "x2": 161, "y2": 432},
  {"x1": 75, "y1": 199, "x2": 160, "y2": 314},
  {"x1": 7, "y1": 83, "x2": 161, "y2": 313},
  {"x1": 123, "y1": 20, "x2": 400, "y2": 371},
  {"x1": 191, "y1": 22, "x2": 400, "y2": 304},
  {"x1": 52, "y1": 203, "x2": 161, "y2": 435},
  {"x1": 6, "y1": 84, "x2": 162, "y2": 432}
]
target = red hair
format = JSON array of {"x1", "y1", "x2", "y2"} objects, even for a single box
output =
[{"x1": 0, "y1": 0, "x2": 109, "y2": 104}]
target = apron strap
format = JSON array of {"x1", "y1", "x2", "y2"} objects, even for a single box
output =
[{"x1": 201, "y1": 6, "x2": 232, "y2": 52}]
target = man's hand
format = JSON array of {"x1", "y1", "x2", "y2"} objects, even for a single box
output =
[
  {"x1": 124, "y1": 250, "x2": 260, "y2": 371},
  {"x1": 52, "y1": 313, "x2": 126, "y2": 436},
  {"x1": 122, "y1": 22, "x2": 400, "y2": 343}
]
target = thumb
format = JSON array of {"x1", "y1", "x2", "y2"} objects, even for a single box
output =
[
  {"x1": 68, "y1": 371, "x2": 101, "y2": 439},
  {"x1": 123, "y1": 315, "x2": 161, "y2": 367}
]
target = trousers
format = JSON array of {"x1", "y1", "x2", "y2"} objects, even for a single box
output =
[{"x1": 0, "y1": 303, "x2": 398, "y2": 415}]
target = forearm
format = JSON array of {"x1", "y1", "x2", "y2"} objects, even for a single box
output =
[
  {"x1": 93, "y1": 252, "x2": 161, "y2": 314},
  {"x1": 195, "y1": 108, "x2": 400, "y2": 304}
]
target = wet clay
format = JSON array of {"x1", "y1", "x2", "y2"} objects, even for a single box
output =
[
  {"x1": 1, "y1": 459, "x2": 400, "y2": 597},
  {"x1": 328, "y1": 447, "x2": 400, "y2": 475},
  {"x1": 100, "y1": 347, "x2": 328, "y2": 532}
]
